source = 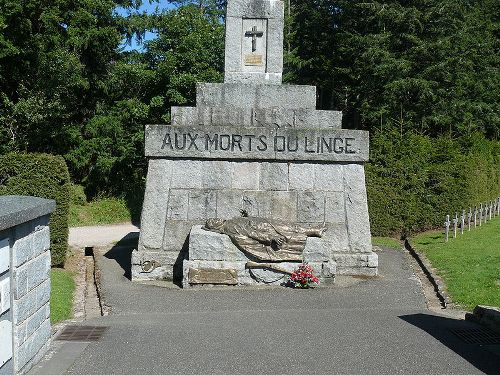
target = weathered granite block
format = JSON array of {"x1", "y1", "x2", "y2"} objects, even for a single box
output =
[
  {"x1": 35, "y1": 279, "x2": 50, "y2": 308},
  {"x1": 266, "y1": 18, "x2": 284, "y2": 73},
  {"x1": 162, "y1": 220, "x2": 199, "y2": 251},
  {"x1": 170, "y1": 160, "x2": 204, "y2": 189},
  {"x1": 314, "y1": 164, "x2": 343, "y2": 191},
  {"x1": 343, "y1": 164, "x2": 372, "y2": 253},
  {"x1": 202, "y1": 161, "x2": 233, "y2": 189},
  {"x1": 270, "y1": 191, "x2": 298, "y2": 222},
  {"x1": 13, "y1": 268, "x2": 27, "y2": 300},
  {"x1": 303, "y1": 238, "x2": 331, "y2": 262},
  {"x1": 139, "y1": 159, "x2": 172, "y2": 250},
  {"x1": 288, "y1": 163, "x2": 315, "y2": 191},
  {"x1": 241, "y1": 191, "x2": 272, "y2": 218},
  {"x1": 189, "y1": 226, "x2": 247, "y2": 261},
  {"x1": 227, "y1": 0, "x2": 284, "y2": 18},
  {"x1": 196, "y1": 83, "x2": 316, "y2": 109},
  {"x1": 131, "y1": 250, "x2": 181, "y2": 281},
  {"x1": 260, "y1": 162, "x2": 288, "y2": 190},
  {"x1": 12, "y1": 236, "x2": 32, "y2": 268},
  {"x1": 232, "y1": 162, "x2": 260, "y2": 190},
  {"x1": 187, "y1": 190, "x2": 217, "y2": 220},
  {"x1": 25, "y1": 305, "x2": 48, "y2": 339},
  {"x1": 224, "y1": 72, "x2": 282, "y2": 85},
  {"x1": 27, "y1": 253, "x2": 50, "y2": 291},
  {"x1": 171, "y1": 106, "x2": 197, "y2": 126},
  {"x1": 321, "y1": 223, "x2": 349, "y2": 251},
  {"x1": 166, "y1": 190, "x2": 189, "y2": 220},
  {"x1": 32, "y1": 226, "x2": 49, "y2": 258},
  {"x1": 297, "y1": 191, "x2": 325, "y2": 223},
  {"x1": 325, "y1": 191, "x2": 345, "y2": 223},
  {"x1": 172, "y1": 106, "x2": 342, "y2": 129}
]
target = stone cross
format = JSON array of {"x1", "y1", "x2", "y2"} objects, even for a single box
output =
[
  {"x1": 467, "y1": 207, "x2": 472, "y2": 231},
  {"x1": 474, "y1": 206, "x2": 477, "y2": 228},
  {"x1": 479, "y1": 203, "x2": 483, "y2": 226},
  {"x1": 489, "y1": 201, "x2": 493, "y2": 220},
  {"x1": 245, "y1": 25, "x2": 264, "y2": 52},
  {"x1": 445, "y1": 214, "x2": 450, "y2": 242},
  {"x1": 484, "y1": 202, "x2": 488, "y2": 223},
  {"x1": 460, "y1": 209, "x2": 465, "y2": 235},
  {"x1": 453, "y1": 213, "x2": 458, "y2": 238}
]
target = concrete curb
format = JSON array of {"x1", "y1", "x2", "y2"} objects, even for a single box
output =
[
  {"x1": 465, "y1": 305, "x2": 500, "y2": 334},
  {"x1": 404, "y1": 239, "x2": 451, "y2": 308}
]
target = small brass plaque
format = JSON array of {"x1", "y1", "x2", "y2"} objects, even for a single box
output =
[
  {"x1": 188, "y1": 268, "x2": 238, "y2": 285},
  {"x1": 244, "y1": 54, "x2": 263, "y2": 66}
]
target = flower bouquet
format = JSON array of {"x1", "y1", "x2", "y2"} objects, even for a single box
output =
[{"x1": 288, "y1": 264, "x2": 319, "y2": 289}]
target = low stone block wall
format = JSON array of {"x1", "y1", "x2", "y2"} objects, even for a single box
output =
[{"x1": 0, "y1": 196, "x2": 55, "y2": 375}]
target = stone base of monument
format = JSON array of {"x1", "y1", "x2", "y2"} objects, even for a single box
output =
[{"x1": 181, "y1": 226, "x2": 336, "y2": 287}]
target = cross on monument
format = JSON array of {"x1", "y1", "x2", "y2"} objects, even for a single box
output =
[
  {"x1": 245, "y1": 26, "x2": 264, "y2": 52},
  {"x1": 224, "y1": 0, "x2": 284, "y2": 84}
]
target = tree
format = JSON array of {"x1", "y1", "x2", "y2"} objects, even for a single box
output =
[
  {"x1": 286, "y1": 0, "x2": 499, "y2": 139},
  {"x1": 0, "y1": 0, "x2": 137, "y2": 155}
]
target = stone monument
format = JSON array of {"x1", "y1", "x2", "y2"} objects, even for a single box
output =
[{"x1": 132, "y1": 0, "x2": 378, "y2": 285}]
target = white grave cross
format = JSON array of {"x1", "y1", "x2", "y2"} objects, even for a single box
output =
[
  {"x1": 445, "y1": 214, "x2": 450, "y2": 242},
  {"x1": 453, "y1": 213, "x2": 458, "y2": 238}
]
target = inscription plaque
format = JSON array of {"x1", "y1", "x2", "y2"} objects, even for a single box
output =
[
  {"x1": 188, "y1": 268, "x2": 238, "y2": 285},
  {"x1": 244, "y1": 54, "x2": 263, "y2": 66},
  {"x1": 145, "y1": 124, "x2": 369, "y2": 162}
]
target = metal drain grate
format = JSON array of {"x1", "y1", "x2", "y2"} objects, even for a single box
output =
[
  {"x1": 451, "y1": 328, "x2": 500, "y2": 345},
  {"x1": 56, "y1": 325, "x2": 108, "y2": 341}
]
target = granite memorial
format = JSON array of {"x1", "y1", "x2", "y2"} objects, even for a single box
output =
[{"x1": 132, "y1": 0, "x2": 378, "y2": 286}]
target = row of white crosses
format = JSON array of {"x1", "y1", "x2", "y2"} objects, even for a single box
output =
[{"x1": 444, "y1": 197, "x2": 500, "y2": 242}]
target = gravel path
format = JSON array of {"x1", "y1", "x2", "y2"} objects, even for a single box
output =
[{"x1": 68, "y1": 223, "x2": 139, "y2": 248}]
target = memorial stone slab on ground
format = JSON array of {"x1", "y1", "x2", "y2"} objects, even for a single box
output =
[{"x1": 133, "y1": 0, "x2": 378, "y2": 285}]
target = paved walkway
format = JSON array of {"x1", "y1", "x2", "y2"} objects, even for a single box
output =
[{"x1": 31, "y1": 227, "x2": 499, "y2": 375}]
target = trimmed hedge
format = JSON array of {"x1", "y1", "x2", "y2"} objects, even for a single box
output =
[
  {"x1": 0, "y1": 153, "x2": 71, "y2": 266},
  {"x1": 367, "y1": 131, "x2": 500, "y2": 237}
]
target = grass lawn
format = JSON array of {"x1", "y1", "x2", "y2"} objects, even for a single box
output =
[
  {"x1": 410, "y1": 217, "x2": 500, "y2": 310},
  {"x1": 50, "y1": 268, "x2": 75, "y2": 323},
  {"x1": 70, "y1": 197, "x2": 132, "y2": 227},
  {"x1": 372, "y1": 236, "x2": 402, "y2": 249}
]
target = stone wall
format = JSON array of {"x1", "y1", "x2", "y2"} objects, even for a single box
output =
[
  {"x1": 0, "y1": 196, "x2": 55, "y2": 375},
  {"x1": 133, "y1": 158, "x2": 376, "y2": 280}
]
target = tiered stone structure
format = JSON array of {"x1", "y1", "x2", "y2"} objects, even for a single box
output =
[{"x1": 133, "y1": 0, "x2": 378, "y2": 284}]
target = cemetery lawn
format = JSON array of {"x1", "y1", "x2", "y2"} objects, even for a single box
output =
[
  {"x1": 410, "y1": 217, "x2": 500, "y2": 310},
  {"x1": 50, "y1": 269, "x2": 75, "y2": 323},
  {"x1": 70, "y1": 197, "x2": 132, "y2": 227},
  {"x1": 372, "y1": 237, "x2": 402, "y2": 249}
]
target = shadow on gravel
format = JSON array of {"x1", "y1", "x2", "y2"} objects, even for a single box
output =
[
  {"x1": 400, "y1": 313, "x2": 499, "y2": 375},
  {"x1": 103, "y1": 233, "x2": 138, "y2": 280}
]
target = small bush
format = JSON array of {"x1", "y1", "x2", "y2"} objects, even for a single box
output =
[
  {"x1": 70, "y1": 183, "x2": 87, "y2": 206},
  {"x1": 0, "y1": 152, "x2": 71, "y2": 266}
]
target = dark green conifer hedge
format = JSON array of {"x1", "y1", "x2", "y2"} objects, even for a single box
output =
[
  {"x1": 367, "y1": 131, "x2": 500, "y2": 237},
  {"x1": 0, "y1": 153, "x2": 70, "y2": 266}
]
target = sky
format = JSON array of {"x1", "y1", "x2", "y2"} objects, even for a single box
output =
[{"x1": 115, "y1": 1, "x2": 176, "y2": 51}]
